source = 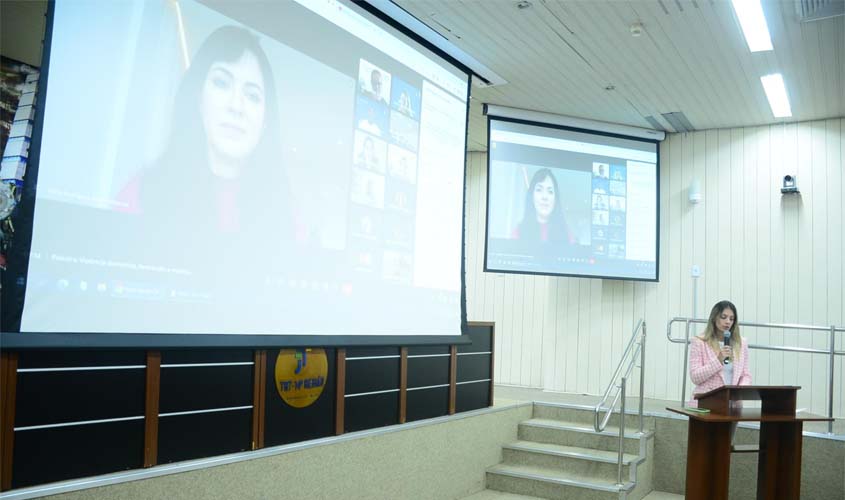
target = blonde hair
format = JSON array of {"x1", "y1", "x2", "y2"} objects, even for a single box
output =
[{"x1": 701, "y1": 300, "x2": 741, "y2": 358}]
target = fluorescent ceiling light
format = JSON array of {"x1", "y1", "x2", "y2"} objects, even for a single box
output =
[
  {"x1": 760, "y1": 74, "x2": 792, "y2": 118},
  {"x1": 731, "y1": 0, "x2": 773, "y2": 52}
]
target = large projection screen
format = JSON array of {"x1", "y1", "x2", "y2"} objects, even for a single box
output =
[
  {"x1": 6, "y1": 0, "x2": 470, "y2": 338},
  {"x1": 485, "y1": 117, "x2": 659, "y2": 281}
]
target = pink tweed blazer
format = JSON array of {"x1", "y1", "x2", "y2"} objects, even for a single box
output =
[{"x1": 688, "y1": 336, "x2": 752, "y2": 406}]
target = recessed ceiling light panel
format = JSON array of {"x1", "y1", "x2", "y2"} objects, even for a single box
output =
[
  {"x1": 731, "y1": 0, "x2": 774, "y2": 52},
  {"x1": 761, "y1": 73, "x2": 792, "y2": 118}
]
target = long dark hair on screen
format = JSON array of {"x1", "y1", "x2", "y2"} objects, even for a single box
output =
[
  {"x1": 141, "y1": 26, "x2": 288, "y2": 234},
  {"x1": 516, "y1": 168, "x2": 572, "y2": 243}
]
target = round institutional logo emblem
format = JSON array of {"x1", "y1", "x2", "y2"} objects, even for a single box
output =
[{"x1": 274, "y1": 348, "x2": 328, "y2": 408}]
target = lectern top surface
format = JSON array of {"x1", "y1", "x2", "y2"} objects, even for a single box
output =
[
  {"x1": 666, "y1": 407, "x2": 832, "y2": 422},
  {"x1": 694, "y1": 385, "x2": 801, "y2": 401}
]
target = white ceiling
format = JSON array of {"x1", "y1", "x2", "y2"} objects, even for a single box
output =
[
  {"x1": 2, "y1": 1, "x2": 841, "y2": 153},
  {"x1": 394, "y1": 0, "x2": 845, "y2": 150}
]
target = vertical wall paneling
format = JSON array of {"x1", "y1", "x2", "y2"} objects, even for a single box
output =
[
  {"x1": 448, "y1": 346, "x2": 457, "y2": 414},
  {"x1": 575, "y1": 280, "x2": 590, "y2": 391},
  {"x1": 796, "y1": 123, "x2": 813, "y2": 411},
  {"x1": 520, "y1": 275, "x2": 533, "y2": 386},
  {"x1": 489, "y1": 324, "x2": 496, "y2": 404},
  {"x1": 1, "y1": 352, "x2": 18, "y2": 491},
  {"x1": 704, "y1": 129, "x2": 718, "y2": 315},
  {"x1": 542, "y1": 278, "x2": 558, "y2": 391},
  {"x1": 770, "y1": 124, "x2": 786, "y2": 387},
  {"x1": 464, "y1": 120, "x2": 845, "y2": 416},
  {"x1": 143, "y1": 351, "x2": 160, "y2": 468},
  {"x1": 510, "y1": 276, "x2": 524, "y2": 385},
  {"x1": 334, "y1": 349, "x2": 345, "y2": 436},
  {"x1": 755, "y1": 126, "x2": 771, "y2": 387},
  {"x1": 251, "y1": 350, "x2": 266, "y2": 450},
  {"x1": 811, "y1": 121, "x2": 828, "y2": 412},
  {"x1": 399, "y1": 348, "x2": 407, "y2": 424},
  {"x1": 827, "y1": 119, "x2": 844, "y2": 411},
  {"x1": 784, "y1": 124, "x2": 800, "y2": 394},
  {"x1": 663, "y1": 132, "x2": 681, "y2": 400},
  {"x1": 716, "y1": 129, "x2": 730, "y2": 297},
  {"x1": 730, "y1": 128, "x2": 744, "y2": 320},
  {"x1": 691, "y1": 129, "x2": 706, "y2": 319},
  {"x1": 598, "y1": 274, "x2": 613, "y2": 397},
  {"x1": 744, "y1": 127, "x2": 759, "y2": 386},
  {"x1": 530, "y1": 278, "x2": 544, "y2": 387}
]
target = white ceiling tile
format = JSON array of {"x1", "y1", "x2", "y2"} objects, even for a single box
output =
[{"x1": 395, "y1": 0, "x2": 844, "y2": 149}]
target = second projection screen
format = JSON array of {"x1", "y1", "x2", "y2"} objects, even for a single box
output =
[{"x1": 485, "y1": 118, "x2": 658, "y2": 281}]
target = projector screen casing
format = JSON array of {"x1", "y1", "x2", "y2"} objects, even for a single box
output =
[
  {"x1": 0, "y1": 0, "x2": 472, "y2": 347},
  {"x1": 484, "y1": 115, "x2": 660, "y2": 282}
]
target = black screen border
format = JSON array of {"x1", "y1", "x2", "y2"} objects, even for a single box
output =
[
  {"x1": 483, "y1": 114, "x2": 661, "y2": 283},
  {"x1": 0, "y1": 0, "x2": 472, "y2": 348}
]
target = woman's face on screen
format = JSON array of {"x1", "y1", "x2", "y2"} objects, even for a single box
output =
[
  {"x1": 200, "y1": 50, "x2": 266, "y2": 164},
  {"x1": 533, "y1": 175, "x2": 556, "y2": 222}
]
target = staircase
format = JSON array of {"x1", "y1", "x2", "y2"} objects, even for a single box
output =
[{"x1": 467, "y1": 402, "x2": 655, "y2": 500}]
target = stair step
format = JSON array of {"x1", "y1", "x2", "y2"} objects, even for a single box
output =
[
  {"x1": 460, "y1": 490, "x2": 546, "y2": 500},
  {"x1": 501, "y1": 440, "x2": 640, "y2": 485},
  {"x1": 503, "y1": 440, "x2": 639, "y2": 465},
  {"x1": 521, "y1": 418, "x2": 648, "y2": 438},
  {"x1": 487, "y1": 463, "x2": 634, "y2": 500},
  {"x1": 533, "y1": 402, "x2": 655, "y2": 431},
  {"x1": 518, "y1": 418, "x2": 648, "y2": 457}
]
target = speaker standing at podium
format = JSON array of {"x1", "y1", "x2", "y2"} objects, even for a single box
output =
[{"x1": 688, "y1": 300, "x2": 752, "y2": 403}]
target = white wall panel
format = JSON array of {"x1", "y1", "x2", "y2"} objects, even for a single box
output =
[{"x1": 464, "y1": 118, "x2": 845, "y2": 416}]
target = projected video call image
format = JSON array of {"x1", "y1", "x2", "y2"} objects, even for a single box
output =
[
  {"x1": 592, "y1": 193, "x2": 609, "y2": 210},
  {"x1": 610, "y1": 180, "x2": 626, "y2": 196},
  {"x1": 353, "y1": 130, "x2": 386, "y2": 173},
  {"x1": 350, "y1": 169, "x2": 386, "y2": 209},
  {"x1": 390, "y1": 77, "x2": 421, "y2": 119},
  {"x1": 348, "y1": 59, "x2": 423, "y2": 280},
  {"x1": 382, "y1": 250, "x2": 413, "y2": 284},
  {"x1": 384, "y1": 213, "x2": 414, "y2": 248},
  {"x1": 610, "y1": 196, "x2": 626, "y2": 212},
  {"x1": 385, "y1": 180, "x2": 416, "y2": 213},
  {"x1": 592, "y1": 210, "x2": 609, "y2": 226},
  {"x1": 488, "y1": 163, "x2": 591, "y2": 248},
  {"x1": 348, "y1": 205, "x2": 382, "y2": 241},
  {"x1": 592, "y1": 162, "x2": 609, "y2": 179},
  {"x1": 358, "y1": 58, "x2": 391, "y2": 106},
  {"x1": 387, "y1": 144, "x2": 417, "y2": 184},
  {"x1": 486, "y1": 118, "x2": 657, "y2": 280},
  {"x1": 389, "y1": 110, "x2": 420, "y2": 152},
  {"x1": 355, "y1": 95, "x2": 389, "y2": 138},
  {"x1": 21, "y1": 0, "x2": 470, "y2": 335}
]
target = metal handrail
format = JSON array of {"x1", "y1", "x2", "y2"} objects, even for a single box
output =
[
  {"x1": 667, "y1": 317, "x2": 844, "y2": 434},
  {"x1": 594, "y1": 319, "x2": 646, "y2": 485}
]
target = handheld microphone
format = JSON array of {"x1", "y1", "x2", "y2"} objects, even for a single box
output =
[{"x1": 723, "y1": 330, "x2": 732, "y2": 365}]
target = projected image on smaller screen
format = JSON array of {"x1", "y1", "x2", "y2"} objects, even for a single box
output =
[
  {"x1": 487, "y1": 163, "x2": 591, "y2": 267},
  {"x1": 486, "y1": 118, "x2": 658, "y2": 280}
]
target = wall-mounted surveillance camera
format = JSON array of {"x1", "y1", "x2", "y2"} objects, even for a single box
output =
[{"x1": 781, "y1": 175, "x2": 799, "y2": 194}]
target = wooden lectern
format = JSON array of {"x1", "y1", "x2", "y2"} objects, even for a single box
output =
[{"x1": 668, "y1": 386, "x2": 832, "y2": 500}]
